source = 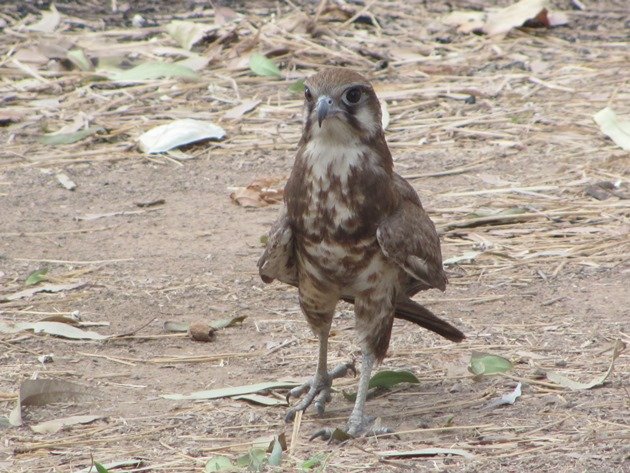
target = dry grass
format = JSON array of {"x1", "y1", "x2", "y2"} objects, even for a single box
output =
[{"x1": 0, "y1": 1, "x2": 628, "y2": 472}]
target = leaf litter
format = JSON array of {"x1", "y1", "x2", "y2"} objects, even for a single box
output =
[{"x1": 0, "y1": 0, "x2": 628, "y2": 471}]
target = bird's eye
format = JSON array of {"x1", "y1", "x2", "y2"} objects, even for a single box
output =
[
  {"x1": 344, "y1": 87, "x2": 362, "y2": 105},
  {"x1": 304, "y1": 87, "x2": 312, "y2": 101}
]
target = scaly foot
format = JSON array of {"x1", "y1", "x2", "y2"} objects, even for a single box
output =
[{"x1": 285, "y1": 362, "x2": 355, "y2": 422}]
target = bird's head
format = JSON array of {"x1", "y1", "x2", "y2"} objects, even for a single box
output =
[{"x1": 302, "y1": 68, "x2": 383, "y2": 144}]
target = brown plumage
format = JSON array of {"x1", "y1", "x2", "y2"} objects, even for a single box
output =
[{"x1": 258, "y1": 68, "x2": 464, "y2": 438}]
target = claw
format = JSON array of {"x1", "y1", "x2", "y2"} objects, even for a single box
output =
[
  {"x1": 309, "y1": 428, "x2": 334, "y2": 442},
  {"x1": 284, "y1": 362, "x2": 354, "y2": 422}
]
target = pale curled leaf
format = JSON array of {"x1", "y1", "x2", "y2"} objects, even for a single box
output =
[
  {"x1": 138, "y1": 119, "x2": 225, "y2": 153},
  {"x1": 10, "y1": 379, "x2": 95, "y2": 426},
  {"x1": 546, "y1": 340, "x2": 624, "y2": 390},
  {"x1": 110, "y1": 62, "x2": 198, "y2": 82},
  {"x1": 442, "y1": 11, "x2": 485, "y2": 33},
  {"x1": 379, "y1": 448, "x2": 474, "y2": 459},
  {"x1": 211, "y1": 315, "x2": 247, "y2": 329},
  {"x1": 469, "y1": 352, "x2": 513, "y2": 376},
  {"x1": 39, "y1": 126, "x2": 104, "y2": 145},
  {"x1": 485, "y1": 382, "x2": 522, "y2": 409},
  {"x1": 56, "y1": 173, "x2": 77, "y2": 190},
  {"x1": 166, "y1": 20, "x2": 217, "y2": 51},
  {"x1": 1, "y1": 281, "x2": 87, "y2": 302},
  {"x1": 162, "y1": 380, "x2": 300, "y2": 400},
  {"x1": 483, "y1": 0, "x2": 548, "y2": 36},
  {"x1": 380, "y1": 99, "x2": 390, "y2": 130},
  {"x1": 593, "y1": 107, "x2": 630, "y2": 151},
  {"x1": 249, "y1": 53, "x2": 281, "y2": 78},
  {"x1": 223, "y1": 100, "x2": 261, "y2": 120},
  {"x1": 31, "y1": 414, "x2": 102, "y2": 434},
  {"x1": 27, "y1": 5, "x2": 61, "y2": 33},
  {"x1": 443, "y1": 251, "x2": 481, "y2": 266},
  {"x1": 0, "y1": 321, "x2": 106, "y2": 340}
]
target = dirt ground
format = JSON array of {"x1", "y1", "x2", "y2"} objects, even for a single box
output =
[{"x1": 0, "y1": 1, "x2": 628, "y2": 472}]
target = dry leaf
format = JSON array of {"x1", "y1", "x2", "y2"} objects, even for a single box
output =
[
  {"x1": 165, "y1": 20, "x2": 218, "y2": 51},
  {"x1": 162, "y1": 380, "x2": 301, "y2": 400},
  {"x1": 138, "y1": 119, "x2": 226, "y2": 153},
  {"x1": 485, "y1": 382, "x2": 522, "y2": 409},
  {"x1": 230, "y1": 178, "x2": 284, "y2": 208},
  {"x1": 56, "y1": 173, "x2": 77, "y2": 190},
  {"x1": 10, "y1": 379, "x2": 94, "y2": 426},
  {"x1": 442, "y1": 11, "x2": 485, "y2": 34},
  {"x1": 1, "y1": 281, "x2": 87, "y2": 302},
  {"x1": 593, "y1": 107, "x2": 630, "y2": 151},
  {"x1": 223, "y1": 100, "x2": 261, "y2": 120},
  {"x1": 444, "y1": 0, "x2": 568, "y2": 36},
  {"x1": 31, "y1": 414, "x2": 102, "y2": 434},
  {"x1": 546, "y1": 340, "x2": 624, "y2": 390},
  {"x1": 27, "y1": 5, "x2": 61, "y2": 33},
  {"x1": 0, "y1": 321, "x2": 107, "y2": 340}
]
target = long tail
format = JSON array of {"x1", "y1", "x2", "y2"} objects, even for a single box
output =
[
  {"x1": 342, "y1": 296, "x2": 465, "y2": 343},
  {"x1": 394, "y1": 297, "x2": 465, "y2": 343}
]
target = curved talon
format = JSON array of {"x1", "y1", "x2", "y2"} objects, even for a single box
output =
[
  {"x1": 309, "y1": 428, "x2": 334, "y2": 442},
  {"x1": 284, "y1": 362, "x2": 354, "y2": 422}
]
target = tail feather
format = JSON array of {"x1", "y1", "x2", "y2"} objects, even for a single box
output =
[
  {"x1": 342, "y1": 296, "x2": 465, "y2": 343},
  {"x1": 394, "y1": 298, "x2": 465, "y2": 343}
]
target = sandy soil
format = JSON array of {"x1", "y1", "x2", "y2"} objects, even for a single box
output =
[{"x1": 1, "y1": 1, "x2": 628, "y2": 472}]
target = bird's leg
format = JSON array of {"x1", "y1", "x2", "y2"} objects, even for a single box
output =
[
  {"x1": 311, "y1": 293, "x2": 395, "y2": 441},
  {"x1": 346, "y1": 351, "x2": 375, "y2": 436},
  {"x1": 285, "y1": 327, "x2": 355, "y2": 422}
]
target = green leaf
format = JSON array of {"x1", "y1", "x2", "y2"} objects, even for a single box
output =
[
  {"x1": 236, "y1": 448, "x2": 267, "y2": 471},
  {"x1": 25, "y1": 268, "x2": 48, "y2": 286},
  {"x1": 39, "y1": 126, "x2": 104, "y2": 145},
  {"x1": 289, "y1": 79, "x2": 305, "y2": 93},
  {"x1": 368, "y1": 370, "x2": 420, "y2": 390},
  {"x1": 67, "y1": 49, "x2": 92, "y2": 71},
  {"x1": 94, "y1": 462, "x2": 110, "y2": 473},
  {"x1": 210, "y1": 315, "x2": 247, "y2": 330},
  {"x1": 260, "y1": 234, "x2": 269, "y2": 246},
  {"x1": 593, "y1": 107, "x2": 630, "y2": 151},
  {"x1": 301, "y1": 453, "x2": 326, "y2": 471},
  {"x1": 111, "y1": 62, "x2": 198, "y2": 82},
  {"x1": 205, "y1": 456, "x2": 234, "y2": 472},
  {"x1": 268, "y1": 437, "x2": 283, "y2": 466},
  {"x1": 249, "y1": 53, "x2": 281, "y2": 78},
  {"x1": 469, "y1": 352, "x2": 512, "y2": 376},
  {"x1": 343, "y1": 369, "x2": 419, "y2": 402}
]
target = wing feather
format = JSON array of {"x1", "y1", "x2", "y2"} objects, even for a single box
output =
[
  {"x1": 257, "y1": 207, "x2": 298, "y2": 287},
  {"x1": 377, "y1": 174, "x2": 447, "y2": 292}
]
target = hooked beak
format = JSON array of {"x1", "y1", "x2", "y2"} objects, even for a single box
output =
[{"x1": 316, "y1": 96, "x2": 334, "y2": 128}]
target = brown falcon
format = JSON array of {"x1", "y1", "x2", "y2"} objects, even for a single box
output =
[{"x1": 258, "y1": 68, "x2": 464, "y2": 439}]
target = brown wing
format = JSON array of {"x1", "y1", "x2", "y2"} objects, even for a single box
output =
[
  {"x1": 377, "y1": 174, "x2": 447, "y2": 293},
  {"x1": 257, "y1": 207, "x2": 298, "y2": 287}
]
